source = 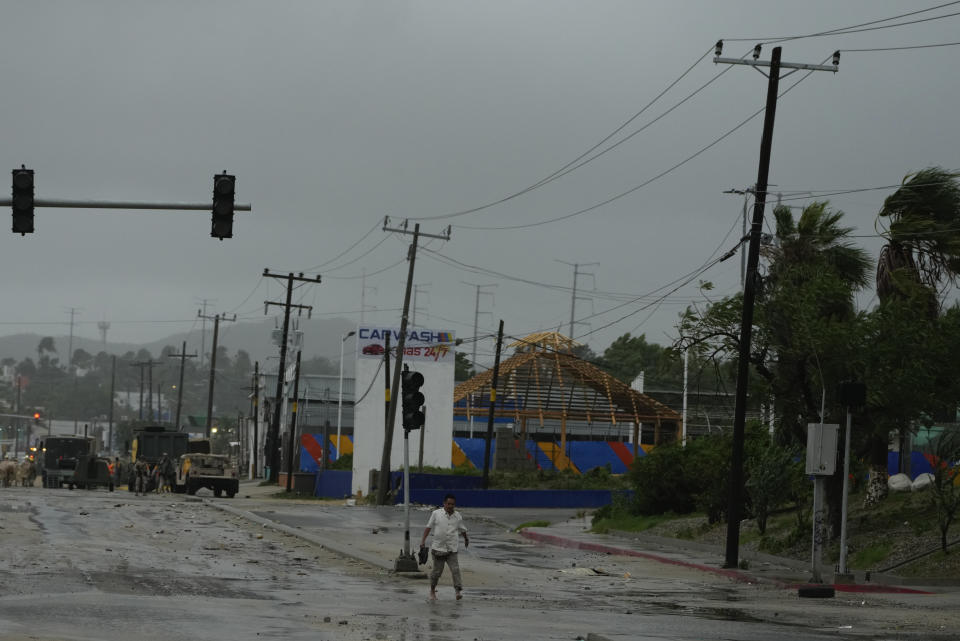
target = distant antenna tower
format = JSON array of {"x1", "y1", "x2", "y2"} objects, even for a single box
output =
[{"x1": 98, "y1": 320, "x2": 110, "y2": 350}]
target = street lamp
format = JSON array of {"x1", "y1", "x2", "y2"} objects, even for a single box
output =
[{"x1": 336, "y1": 330, "x2": 356, "y2": 462}]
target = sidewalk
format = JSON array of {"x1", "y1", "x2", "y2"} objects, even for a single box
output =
[{"x1": 221, "y1": 480, "x2": 956, "y2": 594}]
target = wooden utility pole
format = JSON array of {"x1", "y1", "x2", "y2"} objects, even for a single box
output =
[
  {"x1": 713, "y1": 42, "x2": 838, "y2": 569},
  {"x1": 285, "y1": 350, "x2": 303, "y2": 492},
  {"x1": 376, "y1": 219, "x2": 451, "y2": 505},
  {"x1": 168, "y1": 341, "x2": 197, "y2": 432},
  {"x1": 263, "y1": 269, "x2": 321, "y2": 483},
  {"x1": 131, "y1": 360, "x2": 161, "y2": 422},
  {"x1": 198, "y1": 311, "x2": 236, "y2": 438},
  {"x1": 482, "y1": 320, "x2": 504, "y2": 489}
]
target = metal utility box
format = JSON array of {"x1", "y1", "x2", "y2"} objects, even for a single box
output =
[{"x1": 806, "y1": 423, "x2": 839, "y2": 475}]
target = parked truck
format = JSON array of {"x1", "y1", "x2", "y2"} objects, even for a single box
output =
[
  {"x1": 178, "y1": 453, "x2": 239, "y2": 497},
  {"x1": 39, "y1": 436, "x2": 96, "y2": 488},
  {"x1": 127, "y1": 426, "x2": 191, "y2": 492}
]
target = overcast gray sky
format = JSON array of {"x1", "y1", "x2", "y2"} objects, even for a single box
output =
[{"x1": 1, "y1": 1, "x2": 957, "y2": 366}]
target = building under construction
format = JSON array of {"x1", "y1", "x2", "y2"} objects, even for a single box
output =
[{"x1": 453, "y1": 332, "x2": 681, "y2": 460}]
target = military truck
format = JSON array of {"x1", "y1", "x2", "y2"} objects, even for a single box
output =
[
  {"x1": 39, "y1": 436, "x2": 96, "y2": 488},
  {"x1": 127, "y1": 426, "x2": 191, "y2": 492},
  {"x1": 177, "y1": 453, "x2": 239, "y2": 497},
  {"x1": 73, "y1": 455, "x2": 115, "y2": 491}
]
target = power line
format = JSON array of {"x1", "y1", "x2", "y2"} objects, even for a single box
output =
[
  {"x1": 842, "y1": 40, "x2": 960, "y2": 52},
  {"x1": 408, "y1": 47, "x2": 717, "y2": 222},
  {"x1": 300, "y1": 220, "x2": 381, "y2": 272},
  {"x1": 722, "y1": 2, "x2": 960, "y2": 44},
  {"x1": 455, "y1": 57, "x2": 824, "y2": 232}
]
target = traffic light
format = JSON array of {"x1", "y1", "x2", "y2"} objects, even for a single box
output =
[
  {"x1": 11, "y1": 166, "x2": 34, "y2": 234},
  {"x1": 401, "y1": 368, "x2": 425, "y2": 431},
  {"x1": 211, "y1": 172, "x2": 235, "y2": 240},
  {"x1": 33, "y1": 412, "x2": 41, "y2": 425}
]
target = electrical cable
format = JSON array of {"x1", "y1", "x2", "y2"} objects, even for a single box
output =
[
  {"x1": 722, "y1": 2, "x2": 960, "y2": 43},
  {"x1": 842, "y1": 40, "x2": 960, "y2": 52},
  {"x1": 300, "y1": 220, "x2": 381, "y2": 272},
  {"x1": 352, "y1": 358, "x2": 384, "y2": 405},
  {"x1": 408, "y1": 47, "x2": 718, "y2": 222},
  {"x1": 226, "y1": 277, "x2": 265, "y2": 315},
  {"x1": 455, "y1": 58, "x2": 824, "y2": 232}
]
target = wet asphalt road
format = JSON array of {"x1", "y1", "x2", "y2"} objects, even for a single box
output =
[{"x1": 1, "y1": 487, "x2": 956, "y2": 641}]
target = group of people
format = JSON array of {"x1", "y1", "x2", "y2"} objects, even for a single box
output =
[
  {"x1": 131, "y1": 453, "x2": 176, "y2": 496},
  {"x1": 0, "y1": 457, "x2": 36, "y2": 487}
]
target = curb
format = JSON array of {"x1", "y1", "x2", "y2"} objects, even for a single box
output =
[
  {"x1": 520, "y1": 529, "x2": 937, "y2": 594},
  {"x1": 202, "y1": 498, "x2": 427, "y2": 578},
  {"x1": 519, "y1": 529, "x2": 762, "y2": 585}
]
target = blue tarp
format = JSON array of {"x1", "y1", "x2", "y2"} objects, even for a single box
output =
[
  {"x1": 314, "y1": 470, "x2": 353, "y2": 498},
  {"x1": 887, "y1": 451, "x2": 935, "y2": 479}
]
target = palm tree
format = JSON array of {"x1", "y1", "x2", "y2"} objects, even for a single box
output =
[
  {"x1": 864, "y1": 168, "x2": 960, "y2": 504},
  {"x1": 765, "y1": 201, "x2": 872, "y2": 293},
  {"x1": 876, "y1": 167, "x2": 960, "y2": 309}
]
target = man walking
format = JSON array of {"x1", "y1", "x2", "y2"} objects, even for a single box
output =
[{"x1": 420, "y1": 493, "x2": 469, "y2": 601}]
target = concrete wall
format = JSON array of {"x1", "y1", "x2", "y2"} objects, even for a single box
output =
[{"x1": 351, "y1": 326, "x2": 455, "y2": 496}]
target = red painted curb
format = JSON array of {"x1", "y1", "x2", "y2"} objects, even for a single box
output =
[
  {"x1": 519, "y1": 530, "x2": 934, "y2": 594},
  {"x1": 519, "y1": 529, "x2": 758, "y2": 584}
]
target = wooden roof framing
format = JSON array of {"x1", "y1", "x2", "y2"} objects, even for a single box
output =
[{"x1": 453, "y1": 332, "x2": 681, "y2": 433}]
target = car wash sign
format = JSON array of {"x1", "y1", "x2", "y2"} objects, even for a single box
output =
[{"x1": 357, "y1": 327, "x2": 456, "y2": 363}]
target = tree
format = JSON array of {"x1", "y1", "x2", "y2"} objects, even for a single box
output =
[
  {"x1": 599, "y1": 333, "x2": 664, "y2": 385},
  {"x1": 876, "y1": 167, "x2": 960, "y2": 307},
  {"x1": 37, "y1": 337, "x2": 56, "y2": 364},
  {"x1": 454, "y1": 352, "x2": 474, "y2": 382},
  {"x1": 926, "y1": 427, "x2": 960, "y2": 553},
  {"x1": 865, "y1": 169, "x2": 960, "y2": 503}
]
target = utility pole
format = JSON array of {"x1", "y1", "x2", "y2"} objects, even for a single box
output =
[
  {"x1": 555, "y1": 260, "x2": 597, "y2": 337},
  {"x1": 723, "y1": 187, "x2": 755, "y2": 288},
  {"x1": 464, "y1": 282, "x2": 496, "y2": 370},
  {"x1": 285, "y1": 350, "x2": 302, "y2": 492},
  {"x1": 244, "y1": 361, "x2": 260, "y2": 478},
  {"x1": 198, "y1": 310, "x2": 236, "y2": 438},
  {"x1": 263, "y1": 269, "x2": 321, "y2": 483},
  {"x1": 168, "y1": 341, "x2": 197, "y2": 432},
  {"x1": 376, "y1": 218, "x2": 451, "y2": 505},
  {"x1": 360, "y1": 267, "x2": 377, "y2": 326},
  {"x1": 412, "y1": 283, "x2": 431, "y2": 327},
  {"x1": 131, "y1": 360, "x2": 160, "y2": 422},
  {"x1": 196, "y1": 298, "x2": 216, "y2": 369},
  {"x1": 108, "y1": 356, "x2": 116, "y2": 453},
  {"x1": 65, "y1": 307, "x2": 81, "y2": 372},
  {"x1": 65, "y1": 306, "x2": 82, "y2": 434},
  {"x1": 713, "y1": 41, "x2": 838, "y2": 569},
  {"x1": 482, "y1": 320, "x2": 505, "y2": 489}
]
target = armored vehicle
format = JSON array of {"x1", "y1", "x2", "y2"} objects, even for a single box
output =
[
  {"x1": 39, "y1": 436, "x2": 95, "y2": 488},
  {"x1": 178, "y1": 453, "x2": 239, "y2": 497},
  {"x1": 73, "y1": 455, "x2": 115, "y2": 491}
]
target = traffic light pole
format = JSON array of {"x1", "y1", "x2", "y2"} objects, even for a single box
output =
[
  {"x1": 0, "y1": 198, "x2": 252, "y2": 211},
  {"x1": 713, "y1": 43, "x2": 838, "y2": 569}
]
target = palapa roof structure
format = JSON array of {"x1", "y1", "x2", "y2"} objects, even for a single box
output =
[{"x1": 454, "y1": 331, "x2": 681, "y2": 445}]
